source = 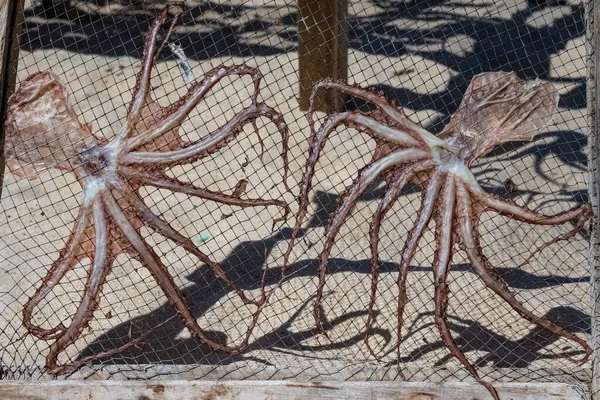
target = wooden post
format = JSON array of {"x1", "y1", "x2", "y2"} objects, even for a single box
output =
[
  {"x1": 0, "y1": 0, "x2": 23, "y2": 199},
  {"x1": 589, "y1": 0, "x2": 600, "y2": 397},
  {"x1": 297, "y1": 0, "x2": 349, "y2": 112}
]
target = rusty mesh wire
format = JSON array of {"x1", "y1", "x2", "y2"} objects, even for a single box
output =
[{"x1": 0, "y1": 0, "x2": 594, "y2": 391}]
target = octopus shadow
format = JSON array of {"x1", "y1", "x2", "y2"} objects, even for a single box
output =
[
  {"x1": 21, "y1": 0, "x2": 295, "y2": 59},
  {"x1": 394, "y1": 306, "x2": 590, "y2": 368},
  {"x1": 78, "y1": 220, "x2": 590, "y2": 367},
  {"x1": 77, "y1": 226, "x2": 395, "y2": 366},
  {"x1": 349, "y1": 2, "x2": 585, "y2": 118},
  {"x1": 22, "y1": 0, "x2": 585, "y2": 89}
]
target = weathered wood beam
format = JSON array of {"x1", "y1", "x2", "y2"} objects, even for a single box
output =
[
  {"x1": 0, "y1": 380, "x2": 589, "y2": 400},
  {"x1": 297, "y1": 0, "x2": 349, "y2": 112},
  {"x1": 0, "y1": 0, "x2": 24, "y2": 199},
  {"x1": 590, "y1": 0, "x2": 600, "y2": 397}
]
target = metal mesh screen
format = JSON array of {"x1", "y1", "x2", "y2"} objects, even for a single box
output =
[{"x1": 0, "y1": 0, "x2": 594, "y2": 392}]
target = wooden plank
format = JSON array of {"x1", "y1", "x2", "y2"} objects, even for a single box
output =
[
  {"x1": 0, "y1": 380, "x2": 589, "y2": 400},
  {"x1": 589, "y1": 0, "x2": 600, "y2": 398},
  {"x1": 297, "y1": 0, "x2": 348, "y2": 112},
  {"x1": 0, "y1": 0, "x2": 24, "y2": 199}
]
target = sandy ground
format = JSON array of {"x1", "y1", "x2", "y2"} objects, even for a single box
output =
[{"x1": 0, "y1": 0, "x2": 594, "y2": 388}]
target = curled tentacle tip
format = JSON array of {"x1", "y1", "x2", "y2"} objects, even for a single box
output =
[
  {"x1": 251, "y1": 70, "x2": 264, "y2": 81},
  {"x1": 270, "y1": 202, "x2": 291, "y2": 230},
  {"x1": 281, "y1": 201, "x2": 292, "y2": 219},
  {"x1": 27, "y1": 322, "x2": 67, "y2": 340},
  {"x1": 570, "y1": 345, "x2": 592, "y2": 365},
  {"x1": 271, "y1": 220, "x2": 280, "y2": 231}
]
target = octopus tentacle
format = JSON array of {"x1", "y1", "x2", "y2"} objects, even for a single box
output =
[
  {"x1": 46, "y1": 198, "x2": 110, "y2": 374},
  {"x1": 342, "y1": 113, "x2": 421, "y2": 147},
  {"x1": 481, "y1": 192, "x2": 592, "y2": 226},
  {"x1": 103, "y1": 189, "x2": 257, "y2": 353},
  {"x1": 432, "y1": 177, "x2": 500, "y2": 400},
  {"x1": 365, "y1": 167, "x2": 415, "y2": 355},
  {"x1": 396, "y1": 169, "x2": 444, "y2": 346},
  {"x1": 522, "y1": 210, "x2": 591, "y2": 266},
  {"x1": 102, "y1": 190, "x2": 225, "y2": 350},
  {"x1": 120, "y1": 169, "x2": 290, "y2": 227},
  {"x1": 284, "y1": 103, "x2": 431, "y2": 277},
  {"x1": 124, "y1": 65, "x2": 264, "y2": 152},
  {"x1": 123, "y1": 8, "x2": 169, "y2": 128},
  {"x1": 309, "y1": 80, "x2": 449, "y2": 150},
  {"x1": 123, "y1": 103, "x2": 289, "y2": 172},
  {"x1": 349, "y1": 113, "x2": 420, "y2": 146},
  {"x1": 114, "y1": 184, "x2": 265, "y2": 307},
  {"x1": 281, "y1": 113, "x2": 362, "y2": 275},
  {"x1": 23, "y1": 204, "x2": 92, "y2": 340},
  {"x1": 457, "y1": 183, "x2": 591, "y2": 364},
  {"x1": 152, "y1": 8, "x2": 181, "y2": 64},
  {"x1": 48, "y1": 323, "x2": 149, "y2": 376},
  {"x1": 481, "y1": 193, "x2": 592, "y2": 264},
  {"x1": 313, "y1": 149, "x2": 430, "y2": 331}
]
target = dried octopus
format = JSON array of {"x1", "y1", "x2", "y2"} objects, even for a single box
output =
[
  {"x1": 4, "y1": 8, "x2": 290, "y2": 374},
  {"x1": 283, "y1": 72, "x2": 592, "y2": 399}
]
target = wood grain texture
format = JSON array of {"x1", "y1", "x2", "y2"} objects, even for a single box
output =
[
  {"x1": 0, "y1": 380, "x2": 589, "y2": 400},
  {"x1": 589, "y1": 0, "x2": 600, "y2": 398},
  {"x1": 297, "y1": 0, "x2": 349, "y2": 112}
]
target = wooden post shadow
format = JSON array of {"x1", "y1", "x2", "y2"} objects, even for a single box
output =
[{"x1": 297, "y1": 0, "x2": 349, "y2": 112}]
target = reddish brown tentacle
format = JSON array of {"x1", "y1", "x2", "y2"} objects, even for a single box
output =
[
  {"x1": 313, "y1": 149, "x2": 430, "y2": 332},
  {"x1": 365, "y1": 169, "x2": 412, "y2": 356},
  {"x1": 47, "y1": 327, "x2": 151, "y2": 376},
  {"x1": 365, "y1": 164, "x2": 437, "y2": 355},
  {"x1": 121, "y1": 169, "x2": 290, "y2": 227},
  {"x1": 23, "y1": 205, "x2": 92, "y2": 340},
  {"x1": 126, "y1": 7, "x2": 169, "y2": 123},
  {"x1": 522, "y1": 207, "x2": 591, "y2": 266},
  {"x1": 395, "y1": 168, "x2": 444, "y2": 350},
  {"x1": 281, "y1": 112, "x2": 353, "y2": 277},
  {"x1": 480, "y1": 193, "x2": 592, "y2": 266},
  {"x1": 124, "y1": 64, "x2": 264, "y2": 151},
  {"x1": 103, "y1": 189, "x2": 264, "y2": 354},
  {"x1": 152, "y1": 6, "x2": 183, "y2": 64},
  {"x1": 481, "y1": 192, "x2": 592, "y2": 227},
  {"x1": 283, "y1": 81, "x2": 431, "y2": 277},
  {"x1": 102, "y1": 190, "x2": 231, "y2": 352},
  {"x1": 457, "y1": 183, "x2": 591, "y2": 364},
  {"x1": 432, "y1": 177, "x2": 500, "y2": 400},
  {"x1": 308, "y1": 80, "x2": 433, "y2": 148},
  {"x1": 251, "y1": 119, "x2": 266, "y2": 161},
  {"x1": 123, "y1": 103, "x2": 290, "y2": 179},
  {"x1": 46, "y1": 198, "x2": 111, "y2": 374},
  {"x1": 114, "y1": 184, "x2": 265, "y2": 307}
]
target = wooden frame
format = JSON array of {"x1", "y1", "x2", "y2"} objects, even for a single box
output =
[
  {"x1": 589, "y1": 0, "x2": 600, "y2": 398},
  {"x1": 0, "y1": 0, "x2": 23, "y2": 199},
  {"x1": 0, "y1": 380, "x2": 588, "y2": 400}
]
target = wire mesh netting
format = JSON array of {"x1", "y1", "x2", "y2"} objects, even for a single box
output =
[{"x1": 0, "y1": 0, "x2": 595, "y2": 393}]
